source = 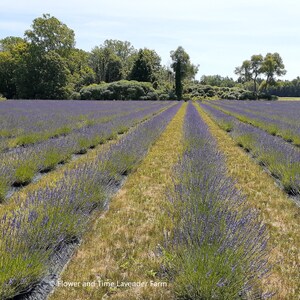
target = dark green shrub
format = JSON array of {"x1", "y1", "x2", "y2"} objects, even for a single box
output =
[
  {"x1": 80, "y1": 80, "x2": 158, "y2": 100},
  {"x1": 238, "y1": 90, "x2": 256, "y2": 100}
]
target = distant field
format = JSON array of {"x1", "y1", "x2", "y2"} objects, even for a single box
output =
[{"x1": 278, "y1": 97, "x2": 300, "y2": 101}]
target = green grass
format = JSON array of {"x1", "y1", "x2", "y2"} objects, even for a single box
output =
[
  {"x1": 0, "y1": 129, "x2": 13, "y2": 138},
  {"x1": 278, "y1": 97, "x2": 300, "y2": 101},
  {"x1": 75, "y1": 138, "x2": 91, "y2": 154},
  {"x1": 218, "y1": 120, "x2": 234, "y2": 132}
]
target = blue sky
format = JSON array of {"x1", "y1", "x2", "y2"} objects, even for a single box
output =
[{"x1": 0, "y1": 0, "x2": 299, "y2": 80}]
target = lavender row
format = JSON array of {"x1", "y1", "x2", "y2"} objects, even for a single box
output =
[
  {"x1": 211, "y1": 100, "x2": 300, "y2": 146},
  {"x1": 163, "y1": 102, "x2": 271, "y2": 299},
  {"x1": 0, "y1": 103, "x2": 181, "y2": 299},
  {"x1": 0, "y1": 102, "x2": 173, "y2": 202},
  {"x1": 214, "y1": 100, "x2": 300, "y2": 124},
  {"x1": 0, "y1": 100, "x2": 156, "y2": 135},
  {"x1": 0, "y1": 101, "x2": 168, "y2": 150},
  {"x1": 201, "y1": 102, "x2": 300, "y2": 195}
]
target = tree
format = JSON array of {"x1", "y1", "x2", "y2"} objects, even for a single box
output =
[
  {"x1": 249, "y1": 55, "x2": 263, "y2": 93},
  {"x1": 170, "y1": 46, "x2": 198, "y2": 99},
  {"x1": 103, "y1": 39, "x2": 135, "y2": 61},
  {"x1": 235, "y1": 53, "x2": 286, "y2": 94},
  {"x1": 0, "y1": 51, "x2": 16, "y2": 98},
  {"x1": 0, "y1": 36, "x2": 25, "y2": 52},
  {"x1": 129, "y1": 48, "x2": 161, "y2": 83},
  {"x1": 67, "y1": 49, "x2": 95, "y2": 91},
  {"x1": 200, "y1": 75, "x2": 236, "y2": 87},
  {"x1": 15, "y1": 47, "x2": 70, "y2": 99},
  {"x1": 102, "y1": 39, "x2": 137, "y2": 78},
  {"x1": 235, "y1": 54, "x2": 263, "y2": 95},
  {"x1": 0, "y1": 39, "x2": 28, "y2": 98},
  {"x1": 24, "y1": 14, "x2": 75, "y2": 56},
  {"x1": 89, "y1": 46, "x2": 122, "y2": 83},
  {"x1": 89, "y1": 40, "x2": 137, "y2": 81},
  {"x1": 261, "y1": 52, "x2": 286, "y2": 87},
  {"x1": 7, "y1": 14, "x2": 78, "y2": 99}
]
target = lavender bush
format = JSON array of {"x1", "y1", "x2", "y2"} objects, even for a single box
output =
[
  {"x1": 0, "y1": 103, "x2": 181, "y2": 299},
  {"x1": 211, "y1": 100, "x2": 300, "y2": 146},
  {"x1": 201, "y1": 103, "x2": 300, "y2": 195},
  {"x1": 0, "y1": 101, "x2": 173, "y2": 201},
  {"x1": 164, "y1": 102, "x2": 271, "y2": 299}
]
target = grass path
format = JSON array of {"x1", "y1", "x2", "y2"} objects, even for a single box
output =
[
  {"x1": 49, "y1": 103, "x2": 187, "y2": 300},
  {"x1": 278, "y1": 97, "x2": 300, "y2": 101},
  {"x1": 196, "y1": 103, "x2": 300, "y2": 300}
]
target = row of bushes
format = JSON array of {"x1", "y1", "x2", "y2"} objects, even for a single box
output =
[
  {"x1": 79, "y1": 80, "x2": 159, "y2": 100},
  {"x1": 163, "y1": 102, "x2": 270, "y2": 298},
  {"x1": 183, "y1": 84, "x2": 278, "y2": 100},
  {"x1": 77, "y1": 81, "x2": 277, "y2": 101},
  {"x1": 0, "y1": 104, "x2": 180, "y2": 299},
  {"x1": 201, "y1": 103, "x2": 300, "y2": 194}
]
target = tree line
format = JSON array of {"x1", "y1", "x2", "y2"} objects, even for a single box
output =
[
  {"x1": 0, "y1": 14, "x2": 197, "y2": 100},
  {"x1": 0, "y1": 14, "x2": 298, "y2": 100}
]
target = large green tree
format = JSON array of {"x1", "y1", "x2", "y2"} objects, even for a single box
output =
[
  {"x1": 17, "y1": 14, "x2": 77, "y2": 98},
  {"x1": 0, "y1": 51, "x2": 16, "y2": 98},
  {"x1": 0, "y1": 36, "x2": 25, "y2": 52},
  {"x1": 0, "y1": 38, "x2": 28, "y2": 98},
  {"x1": 129, "y1": 48, "x2": 161, "y2": 83},
  {"x1": 261, "y1": 52, "x2": 286, "y2": 87},
  {"x1": 102, "y1": 40, "x2": 137, "y2": 78},
  {"x1": 170, "y1": 46, "x2": 198, "y2": 99},
  {"x1": 15, "y1": 47, "x2": 70, "y2": 99},
  {"x1": 24, "y1": 14, "x2": 75, "y2": 56},
  {"x1": 235, "y1": 53, "x2": 286, "y2": 94},
  {"x1": 235, "y1": 54, "x2": 264, "y2": 95},
  {"x1": 67, "y1": 49, "x2": 95, "y2": 92},
  {"x1": 0, "y1": 15, "x2": 78, "y2": 99},
  {"x1": 89, "y1": 47, "x2": 122, "y2": 83}
]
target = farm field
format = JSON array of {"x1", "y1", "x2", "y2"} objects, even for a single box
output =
[{"x1": 0, "y1": 100, "x2": 299, "y2": 300}]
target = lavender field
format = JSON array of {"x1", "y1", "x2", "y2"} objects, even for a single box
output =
[
  {"x1": 201, "y1": 101, "x2": 300, "y2": 196},
  {"x1": 0, "y1": 100, "x2": 299, "y2": 300}
]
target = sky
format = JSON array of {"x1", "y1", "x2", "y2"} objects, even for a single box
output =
[{"x1": 0, "y1": 0, "x2": 299, "y2": 80}]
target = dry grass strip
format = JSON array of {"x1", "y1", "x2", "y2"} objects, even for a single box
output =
[
  {"x1": 196, "y1": 102, "x2": 300, "y2": 300},
  {"x1": 49, "y1": 103, "x2": 187, "y2": 300}
]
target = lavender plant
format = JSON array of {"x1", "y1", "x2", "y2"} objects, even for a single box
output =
[
  {"x1": 164, "y1": 102, "x2": 271, "y2": 299},
  {"x1": 201, "y1": 102, "x2": 300, "y2": 195},
  {"x1": 0, "y1": 100, "x2": 170, "y2": 149},
  {"x1": 0, "y1": 103, "x2": 181, "y2": 299},
  {"x1": 211, "y1": 100, "x2": 300, "y2": 146},
  {"x1": 0, "y1": 101, "x2": 174, "y2": 198}
]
